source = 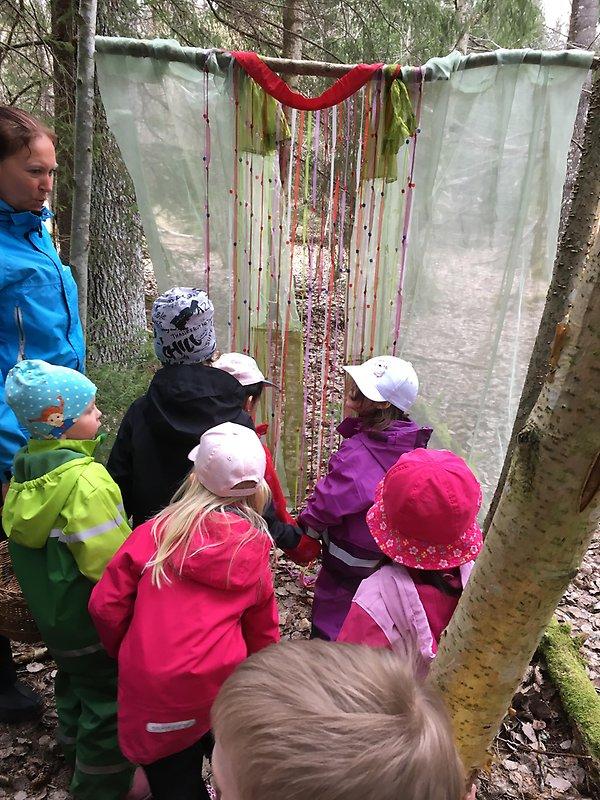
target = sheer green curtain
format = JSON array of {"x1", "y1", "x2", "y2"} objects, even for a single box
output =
[{"x1": 95, "y1": 41, "x2": 591, "y2": 507}]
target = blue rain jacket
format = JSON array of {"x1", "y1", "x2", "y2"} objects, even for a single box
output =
[{"x1": 0, "y1": 198, "x2": 85, "y2": 482}]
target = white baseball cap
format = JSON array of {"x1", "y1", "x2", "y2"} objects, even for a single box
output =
[
  {"x1": 187, "y1": 422, "x2": 266, "y2": 497},
  {"x1": 343, "y1": 356, "x2": 419, "y2": 412},
  {"x1": 213, "y1": 352, "x2": 277, "y2": 388}
]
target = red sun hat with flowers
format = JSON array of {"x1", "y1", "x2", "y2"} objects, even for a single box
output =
[{"x1": 367, "y1": 448, "x2": 484, "y2": 570}]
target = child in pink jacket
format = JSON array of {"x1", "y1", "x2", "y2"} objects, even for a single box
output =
[
  {"x1": 338, "y1": 449, "x2": 483, "y2": 674},
  {"x1": 89, "y1": 422, "x2": 280, "y2": 800}
]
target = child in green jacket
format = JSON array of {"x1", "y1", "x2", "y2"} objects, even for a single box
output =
[{"x1": 2, "y1": 359, "x2": 141, "y2": 800}]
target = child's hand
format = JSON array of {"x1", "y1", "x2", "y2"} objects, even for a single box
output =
[{"x1": 465, "y1": 785, "x2": 477, "y2": 800}]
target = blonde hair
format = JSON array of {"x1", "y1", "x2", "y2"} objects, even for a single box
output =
[
  {"x1": 212, "y1": 640, "x2": 465, "y2": 800},
  {"x1": 148, "y1": 474, "x2": 271, "y2": 587}
]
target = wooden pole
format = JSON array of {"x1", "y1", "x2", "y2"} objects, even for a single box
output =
[
  {"x1": 94, "y1": 37, "x2": 600, "y2": 79},
  {"x1": 70, "y1": 0, "x2": 98, "y2": 333}
]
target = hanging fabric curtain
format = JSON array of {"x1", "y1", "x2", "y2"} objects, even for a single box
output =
[{"x1": 95, "y1": 40, "x2": 591, "y2": 509}]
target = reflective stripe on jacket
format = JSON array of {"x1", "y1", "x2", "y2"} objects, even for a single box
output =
[{"x1": 2, "y1": 438, "x2": 130, "y2": 660}]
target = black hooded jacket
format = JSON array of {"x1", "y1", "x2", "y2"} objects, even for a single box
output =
[{"x1": 107, "y1": 364, "x2": 253, "y2": 526}]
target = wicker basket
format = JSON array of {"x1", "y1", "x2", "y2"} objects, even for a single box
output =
[{"x1": 0, "y1": 540, "x2": 42, "y2": 644}]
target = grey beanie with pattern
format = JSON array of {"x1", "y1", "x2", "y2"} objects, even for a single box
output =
[{"x1": 152, "y1": 287, "x2": 216, "y2": 365}]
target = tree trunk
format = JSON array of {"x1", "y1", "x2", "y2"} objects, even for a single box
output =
[
  {"x1": 430, "y1": 73, "x2": 600, "y2": 775},
  {"x1": 50, "y1": 0, "x2": 75, "y2": 262},
  {"x1": 279, "y1": 0, "x2": 303, "y2": 179},
  {"x1": 559, "y1": 0, "x2": 598, "y2": 239},
  {"x1": 484, "y1": 0, "x2": 598, "y2": 529},
  {"x1": 87, "y1": 1, "x2": 146, "y2": 363},
  {"x1": 282, "y1": 0, "x2": 303, "y2": 83},
  {"x1": 70, "y1": 0, "x2": 97, "y2": 331},
  {"x1": 454, "y1": 0, "x2": 471, "y2": 54}
]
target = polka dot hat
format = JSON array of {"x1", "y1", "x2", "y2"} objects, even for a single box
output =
[
  {"x1": 5, "y1": 359, "x2": 96, "y2": 440},
  {"x1": 367, "y1": 448, "x2": 484, "y2": 570}
]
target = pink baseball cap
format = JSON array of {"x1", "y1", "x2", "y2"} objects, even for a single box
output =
[
  {"x1": 213, "y1": 353, "x2": 277, "y2": 388},
  {"x1": 187, "y1": 422, "x2": 266, "y2": 497},
  {"x1": 367, "y1": 449, "x2": 483, "y2": 570}
]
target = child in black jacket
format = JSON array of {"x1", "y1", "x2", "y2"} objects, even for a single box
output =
[{"x1": 107, "y1": 288, "x2": 253, "y2": 526}]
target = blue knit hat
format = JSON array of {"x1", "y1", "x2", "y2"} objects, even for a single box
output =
[{"x1": 5, "y1": 360, "x2": 97, "y2": 440}]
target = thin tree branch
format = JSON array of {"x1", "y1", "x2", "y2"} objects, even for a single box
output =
[
  {"x1": 9, "y1": 79, "x2": 42, "y2": 105},
  {"x1": 211, "y1": 0, "x2": 343, "y2": 60},
  {"x1": 205, "y1": 0, "x2": 285, "y2": 53},
  {"x1": 0, "y1": 40, "x2": 53, "y2": 76}
]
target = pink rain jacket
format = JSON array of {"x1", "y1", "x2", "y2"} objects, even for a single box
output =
[
  {"x1": 338, "y1": 562, "x2": 474, "y2": 674},
  {"x1": 89, "y1": 513, "x2": 279, "y2": 764}
]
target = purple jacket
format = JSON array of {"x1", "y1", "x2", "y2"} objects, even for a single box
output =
[{"x1": 298, "y1": 416, "x2": 432, "y2": 641}]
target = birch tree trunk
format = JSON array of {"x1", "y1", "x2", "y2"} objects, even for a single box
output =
[{"x1": 430, "y1": 72, "x2": 600, "y2": 775}]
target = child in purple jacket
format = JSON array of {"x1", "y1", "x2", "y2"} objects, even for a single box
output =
[
  {"x1": 297, "y1": 356, "x2": 432, "y2": 641},
  {"x1": 338, "y1": 449, "x2": 484, "y2": 673}
]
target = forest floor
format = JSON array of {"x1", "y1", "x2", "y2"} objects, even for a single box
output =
[
  {"x1": 0, "y1": 267, "x2": 598, "y2": 798},
  {"x1": 0, "y1": 544, "x2": 598, "y2": 799}
]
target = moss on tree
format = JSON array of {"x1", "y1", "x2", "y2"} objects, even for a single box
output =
[{"x1": 540, "y1": 618, "x2": 600, "y2": 763}]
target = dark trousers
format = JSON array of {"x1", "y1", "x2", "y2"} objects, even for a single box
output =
[
  {"x1": 0, "y1": 521, "x2": 17, "y2": 690},
  {"x1": 0, "y1": 635, "x2": 17, "y2": 689},
  {"x1": 144, "y1": 733, "x2": 214, "y2": 800}
]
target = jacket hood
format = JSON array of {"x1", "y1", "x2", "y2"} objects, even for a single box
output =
[
  {"x1": 144, "y1": 364, "x2": 252, "y2": 442},
  {"x1": 2, "y1": 439, "x2": 100, "y2": 546},
  {"x1": 166, "y1": 511, "x2": 271, "y2": 591},
  {"x1": 338, "y1": 416, "x2": 433, "y2": 472}
]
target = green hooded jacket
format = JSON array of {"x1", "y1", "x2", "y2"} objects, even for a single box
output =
[{"x1": 2, "y1": 438, "x2": 131, "y2": 668}]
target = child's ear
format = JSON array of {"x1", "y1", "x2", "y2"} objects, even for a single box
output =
[{"x1": 243, "y1": 396, "x2": 255, "y2": 413}]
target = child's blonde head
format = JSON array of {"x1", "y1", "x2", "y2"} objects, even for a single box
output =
[
  {"x1": 148, "y1": 474, "x2": 271, "y2": 588},
  {"x1": 211, "y1": 640, "x2": 465, "y2": 800}
]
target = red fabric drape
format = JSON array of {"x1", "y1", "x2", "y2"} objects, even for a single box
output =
[{"x1": 231, "y1": 51, "x2": 384, "y2": 111}]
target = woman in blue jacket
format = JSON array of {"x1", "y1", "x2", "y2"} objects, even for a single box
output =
[{"x1": 0, "y1": 106, "x2": 85, "y2": 721}]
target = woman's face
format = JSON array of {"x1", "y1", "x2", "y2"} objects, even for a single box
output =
[{"x1": 0, "y1": 135, "x2": 57, "y2": 212}]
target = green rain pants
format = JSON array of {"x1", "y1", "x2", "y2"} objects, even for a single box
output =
[{"x1": 54, "y1": 661, "x2": 133, "y2": 799}]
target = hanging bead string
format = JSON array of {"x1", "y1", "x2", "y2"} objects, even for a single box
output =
[
  {"x1": 272, "y1": 107, "x2": 296, "y2": 394},
  {"x1": 392, "y1": 67, "x2": 423, "y2": 354},
  {"x1": 203, "y1": 70, "x2": 211, "y2": 295},
  {"x1": 316, "y1": 104, "x2": 338, "y2": 474},
  {"x1": 347, "y1": 88, "x2": 369, "y2": 360},
  {"x1": 279, "y1": 110, "x2": 305, "y2": 502},
  {"x1": 230, "y1": 66, "x2": 240, "y2": 350},
  {"x1": 243, "y1": 94, "x2": 255, "y2": 354},
  {"x1": 329, "y1": 94, "x2": 353, "y2": 455},
  {"x1": 268, "y1": 107, "x2": 294, "y2": 474},
  {"x1": 368, "y1": 75, "x2": 392, "y2": 357},
  {"x1": 360, "y1": 74, "x2": 384, "y2": 361},
  {"x1": 266, "y1": 123, "x2": 281, "y2": 429},
  {"x1": 297, "y1": 110, "x2": 316, "y2": 494},
  {"x1": 311, "y1": 108, "x2": 330, "y2": 480}
]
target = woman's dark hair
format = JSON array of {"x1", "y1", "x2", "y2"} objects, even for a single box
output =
[
  {"x1": 244, "y1": 382, "x2": 264, "y2": 403},
  {"x1": 0, "y1": 106, "x2": 57, "y2": 161}
]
